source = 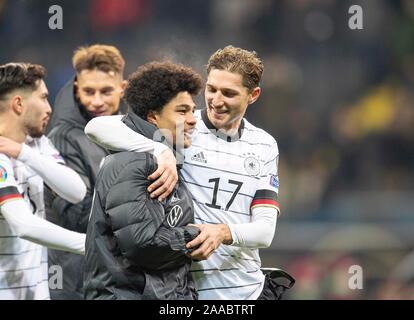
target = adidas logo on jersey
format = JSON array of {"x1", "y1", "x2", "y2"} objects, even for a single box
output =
[{"x1": 191, "y1": 152, "x2": 207, "y2": 163}]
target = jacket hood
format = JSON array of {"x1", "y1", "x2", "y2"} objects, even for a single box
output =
[
  {"x1": 122, "y1": 111, "x2": 185, "y2": 167},
  {"x1": 122, "y1": 111, "x2": 160, "y2": 142}
]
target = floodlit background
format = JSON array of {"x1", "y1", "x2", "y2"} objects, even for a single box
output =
[{"x1": 1, "y1": 0, "x2": 413, "y2": 299}]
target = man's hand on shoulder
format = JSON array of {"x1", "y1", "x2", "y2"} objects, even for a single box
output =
[
  {"x1": 147, "y1": 148, "x2": 178, "y2": 202},
  {"x1": 0, "y1": 136, "x2": 22, "y2": 159}
]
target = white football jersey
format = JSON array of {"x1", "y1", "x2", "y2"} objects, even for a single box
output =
[
  {"x1": 0, "y1": 136, "x2": 64, "y2": 300},
  {"x1": 183, "y1": 110, "x2": 280, "y2": 300}
]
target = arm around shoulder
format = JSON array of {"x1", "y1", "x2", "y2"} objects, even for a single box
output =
[{"x1": 85, "y1": 115, "x2": 167, "y2": 154}]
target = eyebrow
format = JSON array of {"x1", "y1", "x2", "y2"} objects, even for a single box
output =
[
  {"x1": 222, "y1": 88, "x2": 238, "y2": 94},
  {"x1": 82, "y1": 86, "x2": 114, "y2": 91},
  {"x1": 175, "y1": 104, "x2": 195, "y2": 110},
  {"x1": 206, "y1": 83, "x2": 238, "y2": 94},
  {"x1": 100, "y1": 86, "x2": 114, "y2": 91}
]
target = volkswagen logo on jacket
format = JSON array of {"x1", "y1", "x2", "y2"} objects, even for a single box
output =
[{"x1": 167, "y1": 205, "x2": 183, "y2": 227}]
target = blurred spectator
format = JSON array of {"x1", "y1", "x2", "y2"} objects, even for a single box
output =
[{"x1": 90, "y1": 0, "x2": 150, "y2": 32}]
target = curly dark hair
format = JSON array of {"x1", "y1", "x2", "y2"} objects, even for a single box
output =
[
  {"x1": 124, "y1": 61, "x2": 203, "y2": 119},
  {"x1": 0, "y1": 62, "x2": 46, "y2": 99}
]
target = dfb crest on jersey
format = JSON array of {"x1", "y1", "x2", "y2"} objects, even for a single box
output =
[
  {"x1": 243, "y1": 154, "x2": 260, "y2": 176},
  {"x1": 167, "y1": 205, "x2": 183, "y2": 227}
]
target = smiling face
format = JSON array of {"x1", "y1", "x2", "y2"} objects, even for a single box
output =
[
  {"x1": 147, "y1": 91, "x2": 197, "y2": 148},
  {"x1": 75, "y1": 69, "x2": 126, "y2": 118},
  {"x1": 22, "y1": 80, "x2": 52, "y2": 138},
  {"x1": 205, "y1": 69, "x2": 260, "y2": 134}
]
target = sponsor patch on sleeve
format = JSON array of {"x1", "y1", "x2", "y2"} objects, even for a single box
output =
[
  {"x1": 269, "y1": 174, "x2": 279, "y2": 190},
  {"x1": 0, "y1": 165, "x2": 8, "y2": 183}
]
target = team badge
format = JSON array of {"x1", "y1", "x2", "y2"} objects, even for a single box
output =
[
  {"x1": 244, "y1": 155, "x2": 260, "y2": 176},
  {"x1": 167, "y1": 205, "x2": 183, "y2": 227},
  {"x1": 0, "y1": 165, "x2": 8, "y2": 182}
]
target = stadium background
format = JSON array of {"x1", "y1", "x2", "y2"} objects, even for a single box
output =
[{"x1": 1, "y1": 0, "x2": 413, "y2": 299}]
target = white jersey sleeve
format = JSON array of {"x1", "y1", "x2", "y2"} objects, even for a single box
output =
[
  {"x1": 251, "y1": 140, "x2": 280, "y2": 214},
  {"x1": 36, "y1": 135, "x2": 65, "y2": 164},
  {"x1": 225, "y1": 138, "x2": 280, "y2": 248},
  {"x1": 18, "y1": 139, "x2": 86, "y2": 204},
  {"x1": 1, "y1": 199, "x2": 86, "y2": 255},
  {"x1": 228, "y1": 205, "x2": 277, "y2": 248},
  {"x1": 84, "y1": 115, "x2": 168, "y2": 157},
  {"x1": 0, "y1": 154, "x2": 23, "y2": 205},
  {"x1": 0, "y1": 153, "x2": 85, "y2": 255}
]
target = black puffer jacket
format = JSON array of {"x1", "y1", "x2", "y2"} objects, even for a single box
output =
[
  {"x1": 44, "y1": 78, "x2": 127, "y2": 299},
  {"x1": 83, "y1": 112, "x2": 199, "y2": 300}
]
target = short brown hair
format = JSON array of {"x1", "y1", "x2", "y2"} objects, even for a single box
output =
[
  {"x1": 125, "y1": 61, "x2": 203, "y2": 119},
  {"x1": 0, "y1": 62, "x2": 46, "y2": 99},
  {"x1": 72, "y1": 44, "x2": 125, "y2": 75},
  {"x1": 207, "y1": 45, "x2": 264, "y2": 91}
]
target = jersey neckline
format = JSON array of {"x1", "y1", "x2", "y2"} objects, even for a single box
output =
[{"x1": 200, "y1": 109, "x2": 244, "y2": 142}]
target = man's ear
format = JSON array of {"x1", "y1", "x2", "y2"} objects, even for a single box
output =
[
  {"x1": 73, "y1": 80, "x2": 79, "y2": 98},
  {"x1": 11, "y1": 95, "x2": 24, "y2": 115},
  {"x1": 120, "y1": 80, "x2": 128, "y2": 97},
  {"x1": 146, "y1": 111, "x2": 158, "y2": 126},
  {"x1": 248, "y1": 87, "x2": 261, "y2": 105}
]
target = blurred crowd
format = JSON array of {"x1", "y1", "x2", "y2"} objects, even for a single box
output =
[{"x1": 1, "y1": 0, "x2": 413, "y2": 299}]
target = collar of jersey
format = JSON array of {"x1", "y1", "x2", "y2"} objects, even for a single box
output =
[{"x1": 201, "y1": 109, "x2": 244, "y2": 142}]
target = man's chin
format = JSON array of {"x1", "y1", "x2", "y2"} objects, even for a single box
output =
[
  {"x1": 183, "y1": 137, "x2": 192, "y2": 148},
  {"x1": 28, "y1": 129, "x2": 45, "y2": 138},
  {"x1": 209, "y1": 117, "x2": 226, "y2": 130},
  {"x1": 171, "y1": 141, "x2": 191, "y2": 150}
]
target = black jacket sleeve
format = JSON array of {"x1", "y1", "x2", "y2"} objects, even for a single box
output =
[{"x1": 102, "y1": 152, "x2": 198, "y2": 271}]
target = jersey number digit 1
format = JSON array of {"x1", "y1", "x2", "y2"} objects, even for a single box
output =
[{"x1": 205, "y1": 178, "x2": 243, "y2": 211}]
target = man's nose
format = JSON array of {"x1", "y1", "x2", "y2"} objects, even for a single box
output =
[
  {"x1": 92, "y1": 93, "x2": 104, "y2": 107},
  {"x1": 212, "y1": 92, "x2": 224, "y2": 107},
  {"x1": 186, "y1": 111, "x2": 197, "y2": 125},
  {"x1": 45, "y1": 100, "x2": 52, "y2": 115}
]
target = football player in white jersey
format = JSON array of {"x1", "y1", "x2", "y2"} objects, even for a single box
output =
[
  {"x1": 85, "y1": 46, "x2": 286, "y2": 300},
  {"x1": 0, "y1": 63, "x2": 87, "y2": 300}
]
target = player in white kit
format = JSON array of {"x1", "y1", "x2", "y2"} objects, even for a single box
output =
[
  {"x1": 85, "y1": 46, "x2": 286, "y2": 299},
  {"x1": 0, "y1": 63, "x2": 87, "y2": 300}
]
